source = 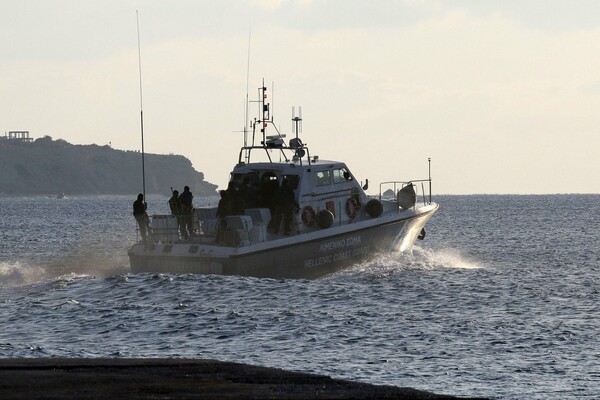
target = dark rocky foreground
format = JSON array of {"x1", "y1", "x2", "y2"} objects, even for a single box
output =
[{"x1": 0, "y1": 358, "x2": 487, "y2": 399}]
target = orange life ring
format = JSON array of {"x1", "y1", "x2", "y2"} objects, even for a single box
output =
[
  {"x1": 301, "y1": 206, "x2": 316, "y2": 227},
  {"x1": 345, "y1": 197, "x2": 361, "y2": 219}
]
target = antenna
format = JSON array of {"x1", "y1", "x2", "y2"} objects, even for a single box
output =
[
  {"x1": 292, "y1": 106, "x2": 302, "y2": 139},
  {"x1": 271, "y1": 81, "x2": 274, "y2": 122},
  {"x1": 244, "y1": 27, "x2": 251, "y2": 163},
  {"x1": 290, "y1": 106, "x2": 305, "y2": 160},
  {"x1": 428, "y1": 157, "x2": 432, "y2": 204},
  {"x1": 136, "y1": 10, "x2": 146, "y2": 202},
  {"x1": 260, "y1": 79, "x2": 268, "y2": 142}
]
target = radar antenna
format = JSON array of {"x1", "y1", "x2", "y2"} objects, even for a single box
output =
[
  {"x1": 292, "y1": 106, "x2": 302, "y2": 139},
  {"x1": 290, "y1": 106, "x2": 305, "y2": 159},
  {"x1": 254, "y1": 79, "x2": 270, "y2": 143}
]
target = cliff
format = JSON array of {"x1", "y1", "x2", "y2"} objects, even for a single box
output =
[{"x1": 0, "y1": 136, "x2": 218, "y2": 196}]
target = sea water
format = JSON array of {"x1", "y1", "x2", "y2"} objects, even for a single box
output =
[{"x1": 0, "y1": 194, "x2": 599, "y2": 399}]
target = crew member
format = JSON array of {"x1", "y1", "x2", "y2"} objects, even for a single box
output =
[
  {"x1": 133, "y1": 193, "x2": 150, "y2": 243},
  {"x1": 228, "y1": 181, "x2": 245, "y2": 216},
  {"x1": 168, "y1": 190, "x2": 185, "y2": 238},
  {"x1": 269, "y1": 179, "x2": 299, "y2": 235},
  {"x1": 216, "y1": 189, "x2": 232, "y2": 243},
  {"x1": 179, "y1": 185, "x2": 194, "y2": 239}
]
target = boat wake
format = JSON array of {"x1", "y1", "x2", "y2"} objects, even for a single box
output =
[
  {"x1": 327, "y1": 245, "x2": 484, "y2": 281},
  {"x1": 0, "y1": 261, "x2": 49, "y2": 288},
  {"x1": 44, "y1": 252, "x2": 129, "y2": 280},
  {"x1": 0, "y1": 249, "x2": 129, "y2": 288},
  {"x1": 407, "y1": 245, "x2": 483, "y2": 270}
]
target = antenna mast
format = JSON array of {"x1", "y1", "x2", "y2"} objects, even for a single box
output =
[
  {"x1": 136, "y1": 11, "x2": 146, "y2": 201},
  {"x1": 244, "y1": 27, "x2": 251, "y2": 163},
  {"x1": 292, "y1": 106, "x2": 302, "y2": 139},
  {"x1": 259, "y1": 78, "x2": 270, "y2": 143},
  {"x1": 428, "y1": 157, "x2": 432, "y2": 204}
]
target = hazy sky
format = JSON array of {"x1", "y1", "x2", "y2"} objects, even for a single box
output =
[{"x1": 2, "y1": 0, "x2": 599, "y2": 194}]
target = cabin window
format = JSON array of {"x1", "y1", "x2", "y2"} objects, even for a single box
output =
[
  {"x1": 243, "y1": 172, "x2": 260, "y2": 187},
  {"x1": 283, "y1": 174, "x2": 300, "y2": 190},
  {"x1": 315, "y1": 170, "x2": 331, "y2": 186},
  {"x1": 333, "y1": 168, "x2": 352, "y2": 184},
  {"x1": 261, "y1": 171, "x2": 278, "y2": 185},
  {"x1": 230, "y1": 173, "x2": 245, "y2": 188}
]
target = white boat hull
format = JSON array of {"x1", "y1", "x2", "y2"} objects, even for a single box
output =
[{"x1": 129, "y1": 204, "x2": 438, "y2": 279}]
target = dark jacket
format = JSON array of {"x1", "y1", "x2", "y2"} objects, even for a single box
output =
[
  {"x1": 168, "y1": 194, "x2": 181, "y2": 215},
  {"x1": 133, "y1": 199, "x2": 146, "y2": 217},
  {"x1": 179, "y1": 189, "x2": 193, "y2": 214}
]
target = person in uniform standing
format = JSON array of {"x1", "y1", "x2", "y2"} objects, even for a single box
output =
[
  {"x1": 178, "y1": 185, "x2": 194, "y2": 239},
  {"x1": 269, "y1": 179, "x2": 299, "y2": 235},
  {"x1": 168, "y1": 190, "x2": 185, "y2": 239},
  {"x1": 216, "y1": 189, "x2": 232, "y2": 243},
  {"x1": 279, "y1": 179, "x2": 299, "y2": 235},
  {"x1": 133, "y1": 193, "x2": 150, "y2": 243}
]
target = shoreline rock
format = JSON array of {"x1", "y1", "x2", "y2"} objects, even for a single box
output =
[{"x1": 0, "y1": 358, "x2": 487, "y2": 399}]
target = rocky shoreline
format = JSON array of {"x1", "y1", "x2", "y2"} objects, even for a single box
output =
[{"x1": 0, "y1": 358, "x2": 487, "y2": 399}]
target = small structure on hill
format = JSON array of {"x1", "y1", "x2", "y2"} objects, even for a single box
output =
[{"x1": 2, "y1": 131, "x2": 34, "y2": 143}]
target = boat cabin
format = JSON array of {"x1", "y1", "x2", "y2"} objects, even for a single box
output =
[{"x1": 227, "y1": 157, "x2": 367, "y2": 235}]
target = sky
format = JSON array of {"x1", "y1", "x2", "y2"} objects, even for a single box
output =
[{"x1": 2, "y1": 0, "x2": 599, "y2": 194}]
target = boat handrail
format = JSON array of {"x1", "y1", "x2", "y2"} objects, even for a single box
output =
[
  {"x1": 237, "y1": 144, "x2": 312, "y2": 166},
  {"x1": 379, "y1": 178, "x2": 433, "y2": 207}
]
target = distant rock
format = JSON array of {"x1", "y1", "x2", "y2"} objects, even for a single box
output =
[
  {"x1": 0, "y1": 136, "x2": 218, "y2": 196},
  {"x1": 383, "y1": 188, "x2": 395, "y2": 198}
]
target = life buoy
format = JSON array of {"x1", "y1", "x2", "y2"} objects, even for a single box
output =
[
  {"x1": 345, "y1": 197, "x2": 361, "y2": 219},
  {"x1": 301, "y1": 206, "x2": 316, "y2": 227},
  {"x1": 365, "y1": 199, "x2": 383, "y2": 218},
  {"x1": 316, "y1": 210, "x2": 334, "y2": 229}
]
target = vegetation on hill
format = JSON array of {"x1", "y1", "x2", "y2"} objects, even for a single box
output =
[{"x1": 0, "y1": 136, "x2": 218, "y2": 196}]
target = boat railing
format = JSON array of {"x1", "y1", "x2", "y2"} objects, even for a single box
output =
[
  {"x1": 145, "y1": 212, "x2": 254, "y2": 245},
  {"x1": 379, "y1": 178, "x2": 433, "y2": 207},
  {"x1": 149, "y1": 214, "x2": 181, "y2": 243},
  {"x1": 237, "y1": 144, "x2": 312, "y2": 166},
  {"x1": 134, "y1": 222, "x2": 143, "y2": 244}
]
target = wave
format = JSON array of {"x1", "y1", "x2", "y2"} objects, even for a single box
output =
[
  {"x1": 407, "y1": 246, "x2": 484, "y2": 270},
  {"x1": 0, "y1": 261, "x2": 49, "y2": 288},
  {"x1": 0, "y1": 252, "x2": 129, "y2": 289},
  {"x1": 328, "y1": 245, "x2": 484, "y2": 281}
]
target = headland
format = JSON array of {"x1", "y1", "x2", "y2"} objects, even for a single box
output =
[{"x1": 0, "y1": 133, "x2": 217, "y2": 197}]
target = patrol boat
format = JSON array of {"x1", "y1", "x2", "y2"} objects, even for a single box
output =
[{"x1": 129, "y1": 83, "x2": 439, "y2": 279}]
